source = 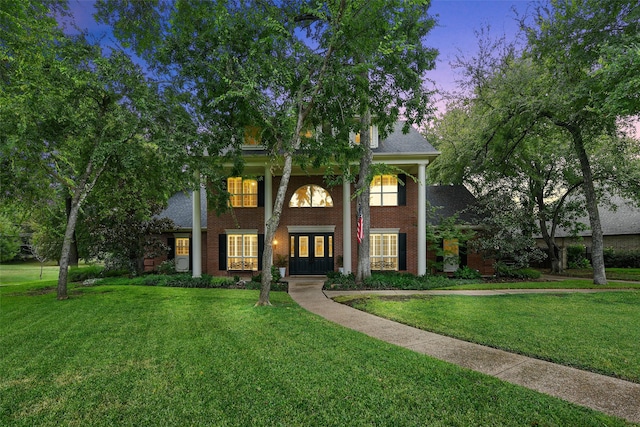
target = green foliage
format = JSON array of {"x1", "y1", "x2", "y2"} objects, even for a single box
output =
[
  {"x1": 67, "y1": 265, "x2": 105, "y2": 282},
  {"x1": 494, "y1": 265, "x2": 542, "y2": 280},
  {"x1": 0, "y1": 215, "x2": 21, "y2": 262},
  {"x1": 567, "y1": 244, "x2": 591, "y2": 269},
  {"x1": 603, "y1": 248, "x2": 640, "y2": 268},
  {"x1": 453, "y1": 266, "x2": 482, "y2": 280},
  {"x1": 324, "y1": 271, "x2": 479, "y2": 291},
  {"x1": 156, "y1": 259, "x2": 176, "y2": 275}
]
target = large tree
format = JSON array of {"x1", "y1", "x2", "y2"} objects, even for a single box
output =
[
  {"x1": 435, "y1": 1, "x2": 639, "y2": 283},
  {"x1": 97, "y1": 0, "x2": 437, "y2": 304},
  {"x1": 1, "y1": 1, "x2": 183, "y2": 299},
  {"x1": 520, "y1": 0, "x2": 640, "y2": 283}
]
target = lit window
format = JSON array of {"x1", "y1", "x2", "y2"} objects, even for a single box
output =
[
  {"x1": 228, "y1": 177, "x2": 258, "y2": 207},
  {"x1": 176, "y1": 238, "x2": 189, "y2": 256},
  {"x1": 289, "y1": 185, "x2": 333, "y2": 208},
  {"x1": 370, "y1": 233, "x2": 398, "y2": 271},
  {"x1": 244, "y1": 126, "x2": 262, "y2": 146},
  {"x1": 227, "y1": 234, "x2": 258, "y2": 271},
  {"x1": 370, "y1": 175, "x2": 398, "y2": 206}
]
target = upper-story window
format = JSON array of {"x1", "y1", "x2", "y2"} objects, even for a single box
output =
[
  {"x1": 350, "y1": 125, "x2": 379, "y2": 148},
  {"x1": 370, "y1": 175, "x2": 398, "y2": 206},
  {"x1": 228, "y1": 177, "x2": 258, "y2": 207},
  {"x1": 289, "y1": 185, "x2": 334, "y2": 208},
  {"x1": 243, "y1": 126, "x2": 262, "y2": 146}
]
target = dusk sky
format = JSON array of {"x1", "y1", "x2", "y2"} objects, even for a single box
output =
[{"x1": 68, "y1": 0, "x2": 533, "y2": 114}]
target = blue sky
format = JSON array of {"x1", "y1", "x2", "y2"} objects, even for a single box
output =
[
  {"x1": 67, "y1": 0, "x2": 532, "y2": 114},
  {"x1": 429, "y1": 0, "x2": 530, "y2": 97}
]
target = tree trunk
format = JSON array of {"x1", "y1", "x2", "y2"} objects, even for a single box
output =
[
  {"x1": 58, "y1": 191, "x2": 83, "y2": 299},
  {"x1": 571, "y1": 128, "x2": 607, "y2": 285},
  {"x1": 257, "y1": 151, "x2": 295, "y2": 306},
  {"x1": 65, "y1": 196, "x2": 79, "y2": 267},
  {"x1": 538, "y1": 217, "x2": 562, "y2": 274},
  {"x1": 355, "y1": 111, "x2": 372, "y2": 284}
]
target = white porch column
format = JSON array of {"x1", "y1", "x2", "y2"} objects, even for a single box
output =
[
  {"x1": 264, "y1": 166, "x2": 272, "y2": 230},
  {"x1": 342, "y1": 178, "x2": 352, "y2": 274},
  {"x1": 192, "y1": 180, "x2": 202, "y2": 278},
  {"x1": 417, "y1": 162, "x2": 427, "y2": 275}
]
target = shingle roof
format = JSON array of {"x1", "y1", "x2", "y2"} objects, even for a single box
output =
[
  {"x1": 426, "y1": 185, "x2": 478, "y2": 225},
  {"x1": 157, "y1": 190, "x2": 207, "y2": 229},
  {"x1": 555, "y1": 196, "x2": 640, "y2": 237},
  {"x1": 374, "y1": 121, "x2": 438, "y2": 154}
]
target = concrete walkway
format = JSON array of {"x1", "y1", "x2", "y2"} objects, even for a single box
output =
[{"x1": 287, "y1": 278, "x2": 640, "y2": 424}]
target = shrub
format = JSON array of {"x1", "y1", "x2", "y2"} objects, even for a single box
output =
[
  {"x1": 156, "y1": 259, "x2": 176, "y2": 275},
  {"x1": 567, "y1": 244, "x2": 590, "y2": 269},
  {"x1": 323, "y1": 271, "x2": 477, "y2": 291},
  {"x1": 453, "y1": 266, "x2": 482, "y2": 280},
  {"x1": 604, "y1": 248, "x2": 640, "y2": 268},
  {"x1": 68, "y1": 265, "x2": 105, "y2": 282},
  {"x1": 163, "y1": 274, "x2": 213, "y2": 288},
  {"x1": 495, "y1": 264, "x2": 541, "y2": 279}
]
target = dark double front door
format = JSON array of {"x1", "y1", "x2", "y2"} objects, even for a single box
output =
[{"x1": 289, "y1": 233, "x2": 334, "y2": 275}]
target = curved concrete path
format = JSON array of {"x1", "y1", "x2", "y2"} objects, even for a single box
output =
[{"x1": 287, "y1": 278, "x2": 640, "y2": 423}]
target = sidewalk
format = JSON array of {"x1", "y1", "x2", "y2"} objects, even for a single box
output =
[{"x1": 287, "y1": 278, "x2": 640, "y2": 424}]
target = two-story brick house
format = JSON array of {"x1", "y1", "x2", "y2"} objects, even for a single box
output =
[{"x1": 148, "y1": 121, "x2": 493, "y2": 276}]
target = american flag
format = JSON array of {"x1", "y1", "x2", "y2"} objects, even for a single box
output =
[{"x1": 357, "y1": 207, "x2": 364, "y2": 244}]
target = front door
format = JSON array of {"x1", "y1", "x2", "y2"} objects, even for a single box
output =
[{"x1": 289, "y1": 233, "x2": 334, "y2": 275}]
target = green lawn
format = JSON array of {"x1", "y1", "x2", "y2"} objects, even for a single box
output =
[
  {"x1": 0, "y1": 262, "x2": 61, "y2": 285},
  {"x1": 442, "y1": 278, "x2": 640, "y2": 290},
  {"x1": 336, "y1": 291, "x2": 640, "y2": 383},
  {"x1": 1, "y1": 283, "x2": 632, "y2": 426},
  {"x1": 560, "y1": 268, "x2": 640, "y2": 282}
]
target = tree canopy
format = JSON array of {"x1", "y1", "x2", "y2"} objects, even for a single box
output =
[
  {"x1": 431, "y1": 0, "x2": 640, "y2": 282},
  {"x1": 96, "y1": 0, "x2": 437, "y2": 304}
]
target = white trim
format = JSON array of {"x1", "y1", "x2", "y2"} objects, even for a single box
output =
[
  {"x1": 192, "y1": 184, "x2": 202, "y2": 278},
  {"x1": 342, "y1": 179, "x2": 352, "y2": 274},
  {"x1": 173, "y1": 232, "x2": 191, "y2": 238},
  {"x1": 287, "y1": 225, "x2": 335, "y2": 233},
  {"x1": 418, "y1": 163, "x2": 427, "y2": 275},
  {"x1": 370, "y1": 228, "x2": 400, "y2": 234},
  {"x1": 225, "y1": 229, "x2": 259, "y2": 234}
]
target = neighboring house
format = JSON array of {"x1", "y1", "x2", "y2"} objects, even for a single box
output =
[
  {"x1": 148, "y1": 122, "x2": 492, "y2": 276},
  {"x1": 426, "y1": 185, "x2": 493, "y2": 275},
  {"x1": 536, "y1": 196, "x2": 640, "y2": 267}
]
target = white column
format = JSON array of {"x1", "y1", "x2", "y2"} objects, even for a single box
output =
[
  {"x1": 342, "y1": 178, "x2": 352, "y2": 274},
  {"x1": 417, "y1": 162, "x2": 427, "y2": 276},
  {"x1": 192, "y1": 181, "x2": 202, "y2": 278},
  {"x1": 264, "y1": 166, "x2": 272, "y2": 230}
]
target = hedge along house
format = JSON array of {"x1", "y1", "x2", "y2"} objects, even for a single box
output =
[{"x1": 151, "y1": 122, "x2": 491, "y2": 276}]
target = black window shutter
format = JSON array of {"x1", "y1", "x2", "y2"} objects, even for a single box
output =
[
  {"x1": 167, "y1": 237, "x2": 175, "y2": 260},
  {"x1": 219, "y1": 234, "x2": 227, "y2": 270},
  {"x1": 257, "y1": 177, "x2": 265, "y2": 207},
  {"x1": 258, "y1": 234, "x2": 265, "y2": 270},
  {"x1": 397, "y1": 174, "x2": 406, "y2": 206},
  {"x1": 398, "y1": 233, "x2": 407, "y2": 271}
]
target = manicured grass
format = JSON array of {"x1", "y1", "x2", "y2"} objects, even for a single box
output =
[
  {"x1": 336, "y1": 291, "x2": 640, "y2": 383},
  {"x1": 1, "y1": 284, "x2": 632, "y2": 426},
  {"x1": 0, "y1": 262, "x2": 60, "y2": 285},
  {"x1": 441, "y1": 279, "x2": 640, "y2": 290},
  {"x1": 561, "y1": 268, "x2": 640, "y2": 282}
]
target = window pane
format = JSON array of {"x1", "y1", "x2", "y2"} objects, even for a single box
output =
[
  {"x1": 315, "y1": 236, "x2": 324, "y2": 257},
  {"x1": 299, "y1": 236, "x2": 309, "y2": 258},
  {"x1": 244, "y1": 126, "x2": 261, "y2": 145},
  {"x1": 369, "y1": 175, "x2": 398, "y2": 207},
  {"x1": 176, "y1": 238, "x2": 189, "y2": 256},
  {"x1": 328, "y1": 236, "x2": 333, "y2": 257},
  {"x1": 290, "y1": 236, "x2": 295, "y2": 258},
  {"x1": 228, "y1": 234, "x2": 258, "y2": 271}
]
